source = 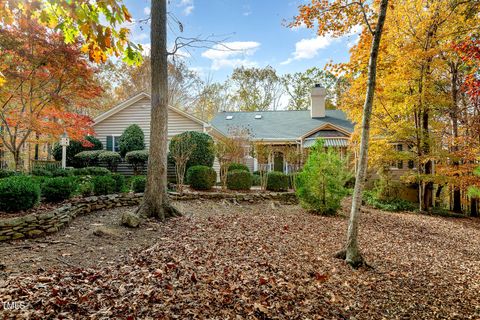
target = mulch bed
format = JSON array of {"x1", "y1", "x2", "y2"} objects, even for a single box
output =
[{"x1": 1, "y1": 200, "x2": 479, "y2": 319}]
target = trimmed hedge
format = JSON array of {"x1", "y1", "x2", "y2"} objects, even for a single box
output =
[
  {"x1": 187, "y1": 165, "x2": 216, "y2": 190},
  {"x1": 251, "y1": 173, "x2": 261, "y2": 186},
  {"x1": 125, "y1": 150, "x2": 149, "y2": 175},
  {"x1": 92, "y1": 175, "x2": 116, "y2": 196},
  {"x1": 131, "y1": 176, "x2": 146, "y2": 193},
  {"x1": 227, "y1": 170, "x2": 252, "y2": 191},
  {"x1": 50, "y1": 168, "x2": 74, "y2": 177},
  {"x1": 72, "y1": 166, "x2": 110, "y2": 176},
  {"x1": 228, "y1": 163, "x2": 250, "y2": 172},
  {"x1": 74, "y1": 150, "x2": 105, "y2": 167},
  {"x1": 0, "y1": 169, "x2": 16, "y2": 179},
  {"x1": 0, "y1": 176, "x2": 40, "y2": 212},
  {"x1": 98, "y1": 151, "x2": 121, "y2": 172},
  {"x1": 53, "y1": 136, "x2": 103, "y2": 167},
  {"x1": 111, "y1": 173, "x2": 126, "y2": 192},
  {"x1": 267, "y1": 172, "x2": 289, "y2": 192},
  {"x1": 119, "y1": 124, "x2": 145, "y2": 157},
  {"x1": 42, "y1": 177, "x2": 75, "y2": 202},
  {"x1": 31, "y1": 168, "x2": 53, "y2": 177}
]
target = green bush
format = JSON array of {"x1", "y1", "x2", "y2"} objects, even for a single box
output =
[
  {"x1": 186, "y1": 166, "x2": 216, "y2": 190},
  {"x1": 296, "y1": 140, "x2": 351, "y2": 215},
  {"x1": 111, "y1": 173, "x2": 126, "y2": 192},
  {"x1": 50, "y1": 168, "x2": 74, "y2": 177},
  {"x1": 363, "y1": 190, "x2": 416, "y2": 212},
  {"x1": 228, "y1": 163, "x2": 250, "y2": 172},
  {"x1": 72, "y1": 168, "x2": 89, "y2": 176},
  {"x1": 92, "y1": 175, "x2": 116, "y2": 195},
  {"x1": 125, "y1": 150, "x2": 149, "y2": 175},
  {"x1": 31, "y1": 168, "x2": 53, "y2": 177},
  {"x1": 131, "y1": 175, "x2": 146, "y2": 193},
  {"x1": 41, "y1": 177, "x2": 75, "y2": 202},
  {"x1": 227, "y1": 170, "x2": 252, "y2": 191},
  {"x1": 74, "y1": 150, "x2": 105, "y2": 167},
  {"x1": 118, "y1": 124, "x2": 145, "y2": 157},
  {"x1": 0, "y1": 176, "x2": 40, "y2": 212},
  {"x1": 170, "y1": 131, "x2": 214, "y2": 169},
  {"x1": 98, "y1": 151, "x2": 121, "y2": 172},
  {"x1": 0, "y1": 169, "x2": 16, "y2": 179},
  {"x1": 83, "y1": 167, "x2": 111, "y2": 176},
  {"x1": 251, "y1": 173, "x2": 261, "y2": 186},
  {"x1": 77, "y1": 180, "x2": 94, "y2": 197},
  {"x1": 53, "y1": 136, "x2": 103, "y2": 167},
  {"x1": 267, "y1": 172, "x2": 289, "y2": 192}
]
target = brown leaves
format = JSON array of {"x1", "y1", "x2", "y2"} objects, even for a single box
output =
[{"x1": 1, "y1": 201, "x2": 479, "y2": 318}]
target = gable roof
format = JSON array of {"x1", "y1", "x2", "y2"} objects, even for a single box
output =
[
  {"x1": 93, "y1": 92, "x2": 207, "y2": 127},
  {"x1": 210, "y1": 109, "x2": 354, "y2": 141}
]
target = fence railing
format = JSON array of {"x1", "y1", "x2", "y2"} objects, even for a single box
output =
[{"x1": 30, "y1": 159, "x2": 61, "y2": 171}]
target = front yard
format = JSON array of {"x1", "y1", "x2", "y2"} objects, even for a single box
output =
[{"x1": 1, "y1": 200, "x2": 479, "y2": 319}]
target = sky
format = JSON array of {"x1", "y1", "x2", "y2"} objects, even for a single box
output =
[{"x1": 122, "y1": 0, "x2": 360, "y2": 82}]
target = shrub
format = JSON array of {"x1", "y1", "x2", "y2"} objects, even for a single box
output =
[
  {"x1": 228, "y1": 163, "x2": 250, "y2": 172},
  {"x1": 296, "y1": 140, "x2": 351, "y2": 215},
  {"x1": 251, "y1": 173, "x2": 261, "y2": 186},
  {"x1": 363, "y1": 190, "x2": 416, "y2": 212},
  {"x1": 0, "y1": 169, "x2": 17, "y2": 179},
  {"x1": 227, "y1": 170, "x2": 252, "y2": 191},
  {"x1": 111, "y1": 173, "x2": 126, "y2": 192},
  {"x1": 41, "y1": 177, "x2": 75, "y2": 202},
  {"x1": 187, "y1": 166, "x2": 216, "y2": 190},
  {"x1": 170, "y1": 131, "x2": 214, "y2": 169},
  {"x1": 72, "y1": 168, "x2": 89, "y2": 176},
  {"x1": 0, "y1": 176, "x2": 40, "y2": 212},
  {"x1": 31, "y1": 168, "x2": 53, "y2": 177},
  {"x1": 50, "y1": 168, "x2": 74, "y2": 177},
  {"x1": 77, "y1": 181, "x2": 94, "y2": 197},
  {"x1": 74, "y1": 150, "x2": 105, "y2": 167},
  {"x1": 84, "y1": 166, "x2": 111, "y2": 176},
  {"x1": 131, "y1": 176, "x2": 146, "y2": 193},
  {"x1": 118, "y1": 124, "x2": 145, "y2": 157},
  {"x1": 266, "y1": 172, "x2": 289, "y2": 192},
  {"x1": 98, "y1": 151, "x2": 121, "y2": 172},
  {"x1": 125, "y1": 150, "x2": 149, "y2": 175},
  {"x1": 92, "y1": 175, "x2": 116, "y2": 195},
  {"x1": 53, "y1": 136, "x2": 103, "y2": 167}
]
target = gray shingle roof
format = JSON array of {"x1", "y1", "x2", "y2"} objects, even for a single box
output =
[{"x1": 211, "y1": 110, "x2": 354, "y2": 140}]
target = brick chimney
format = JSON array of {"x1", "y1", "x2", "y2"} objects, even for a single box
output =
[{"x1": 311, "y1": 84, "x2": 326, "y2": 118}]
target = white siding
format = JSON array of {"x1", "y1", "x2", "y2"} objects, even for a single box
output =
[{"x1": 93, "y1": 97, "x2": 204, "y2": 149}]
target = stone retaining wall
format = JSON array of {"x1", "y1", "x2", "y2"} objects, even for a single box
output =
[{"x1": 0, "y1": 191, "x2": 297, "y2": 241}]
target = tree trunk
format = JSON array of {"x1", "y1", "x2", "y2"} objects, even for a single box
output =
[
  {"x1": 450, "y1": 63, "x2": 462, "y2": 213},
  {"x1": 136, "y1": 0, "x2": 180, "y2": 220},
  {"x1": 340, "y1": 0, "x2": 389, "y2": 269},
  {"x1": 13, "y1": 149, "x2": 22, "y2": 171},
  {"x1": 471, "y1": 198, "x2": 478, "y2": 217}
]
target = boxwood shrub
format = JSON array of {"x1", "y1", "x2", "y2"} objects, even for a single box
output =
[
  {"x1": 187, "y1": 165, "x2": 216, "y2": 190},
  {"x1": 227, "y1": 170, "x2": 252, "y2": 191},
  {"x1": 131, "y1": 175, "x2": 146, "y2": 193},
  {"x1": 98, "y1": 151, "x2": 121, "y2": 172},
  {"x1": 74, "y1": 150, "x2": 105, "y2": 167},
  {"x1": 84, "y1": 166, "x2": 111, "y2": 176},
  {"x1": 125, "y1": 150, "x2": 149, "y2": 175},
  {"x1": 267, "y1": 172, "x2": 289, "y2": 192},
  {"x1": 111, "y1": 173, "x2": 126, "y2": 192},
  {"x1": 228, "y1": 163, "x2": 250, "y2": 172},
  {"x1": 92, "y1": 175, "x2": 116, "y2": 195},
  {"x1": 0, "y1": 169, "x2": 16, "y2": 179},
  {"x1": 50, "y1": 168, "x2": 74, "y2": 177},
  {"x1": 31, "y1": 168, "x2": 53, "y2": 177},
  {"x1": 42, "y1": 177, "x2": 75, "y2": 202},
  {"x1": 0, "y1": 176, "x2": 40, "y2": 212}
]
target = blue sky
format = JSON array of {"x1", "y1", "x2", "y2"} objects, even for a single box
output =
[{"x1": 123, "y1": 0, "x2": 360, "y2": 81}]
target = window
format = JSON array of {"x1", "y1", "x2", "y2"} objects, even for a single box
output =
[{"x1": 106, "y1": 136, "x2": 120, "y2": 152}]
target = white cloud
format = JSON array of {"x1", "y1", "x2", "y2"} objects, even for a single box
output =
[
  {"x1": 143, "y1": 7, "x2": 151, "y2": 15},
  {"x1": 201, "y1": 41, "x2": 261, "y2": 70},
  {"x1": 178, "y1": 0, "x2": 194, "y2": 16},
  {"x1": 281, "y1": 35, "x2": 335, "y2": 65},
  {"x1": 290, "y1": 22, "x2": 307, "y2": 31}
]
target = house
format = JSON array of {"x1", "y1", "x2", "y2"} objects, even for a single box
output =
[
  {"x1": 209, "y1": 85, "x2": 355, "y2": 173},
  {"x1": 93, "y1": 91, "x2": 209, "y2": 150}
]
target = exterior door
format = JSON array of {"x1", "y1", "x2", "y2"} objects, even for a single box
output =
[{"x1": 273, "y1": 152, "x2": 284, "y2": 172}]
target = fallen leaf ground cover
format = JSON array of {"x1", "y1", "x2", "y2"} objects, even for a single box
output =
[{"x1": 1, "y1": 200, "x2": 479, "y2": 319}]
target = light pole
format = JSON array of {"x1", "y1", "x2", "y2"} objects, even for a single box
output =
[{"x1": 60, "y1": 132, "x2": 70, "y2": 169}]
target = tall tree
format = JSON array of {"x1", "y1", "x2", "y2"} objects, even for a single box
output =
[
  {"x1": 0, "y1": 15, "x2": 101, "y2": 170},
  {"x1": 135, "y1": 0, "x2": 179, "y2": 219},
  {"x1": 230, "y1": 66, "x2": 284, "y2": 111},
  {"x1": 293, "y1": 0, "x2": 389, "y2": 268},
  {"x1": 282, "y1": 67, "x2": 338, "y2": 110}
]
